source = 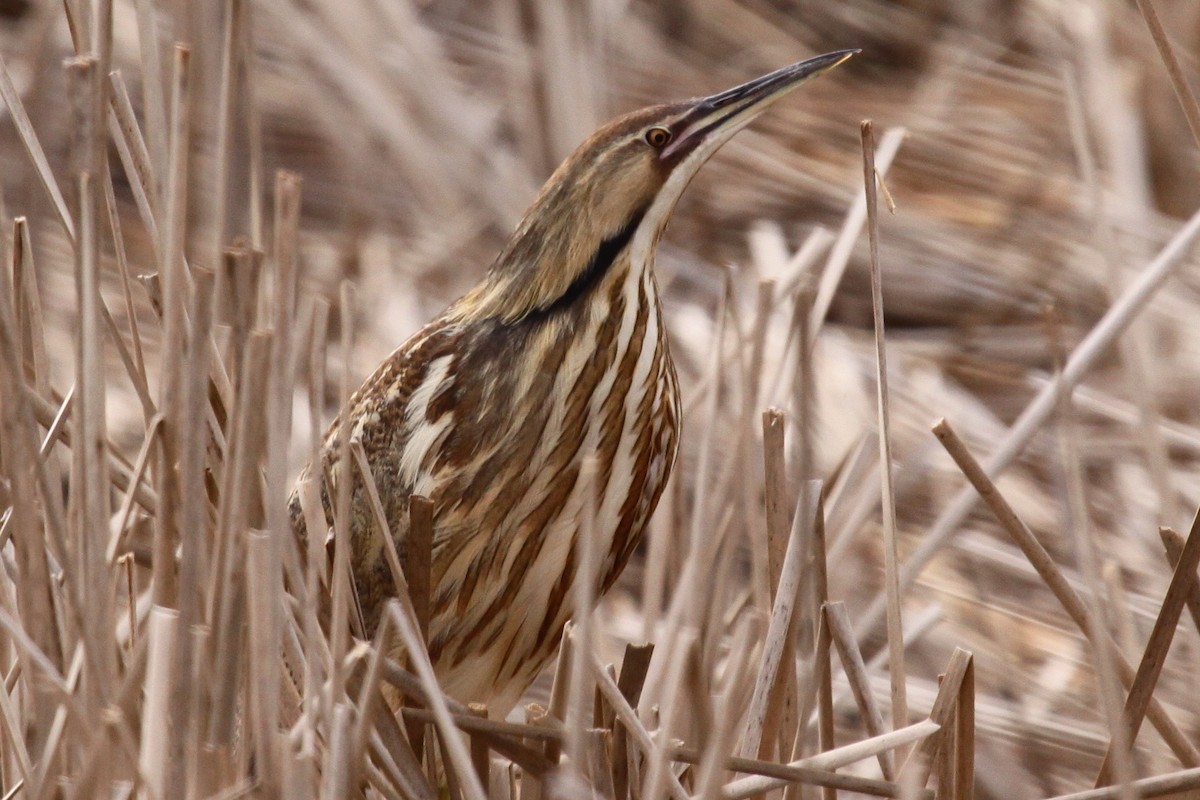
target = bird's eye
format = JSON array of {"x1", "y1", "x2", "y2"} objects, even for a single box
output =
[{"x1": 644, "y1": 127, "x2": 672, "y2": 148}]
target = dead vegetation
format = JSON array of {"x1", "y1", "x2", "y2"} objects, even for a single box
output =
[{"x1": 1, "y1": 0, "x2": 1200, "y2": 797}]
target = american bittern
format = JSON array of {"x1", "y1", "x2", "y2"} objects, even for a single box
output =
[{"x1": 291, "y1": 50, "x2": 856, "y2": 715}]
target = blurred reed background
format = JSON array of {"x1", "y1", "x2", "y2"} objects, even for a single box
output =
[{"x1": 1, "y1": 0, "x2": 1200, "y2": 797}]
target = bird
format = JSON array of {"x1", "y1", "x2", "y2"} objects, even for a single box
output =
[{"x1": 290, "y1": 50, "x2": 857, "y2": 716}]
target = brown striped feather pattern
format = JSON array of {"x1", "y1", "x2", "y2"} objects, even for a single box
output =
[{"x1": 288, "y1": 52, "x2": 853, "y2": 715}]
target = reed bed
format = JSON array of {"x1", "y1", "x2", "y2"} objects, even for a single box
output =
[{"x1": 1, "y1": 0, "x2": 1200, "y2": 797}]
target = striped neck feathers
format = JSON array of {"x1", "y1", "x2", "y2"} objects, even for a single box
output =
[{"x1": 454, "y1": 110, "x2": 681, "y2": 325}]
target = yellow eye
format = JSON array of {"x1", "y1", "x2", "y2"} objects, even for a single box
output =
[{"x1": 644, "y1": 127, "x2": 672, "y2": 148}]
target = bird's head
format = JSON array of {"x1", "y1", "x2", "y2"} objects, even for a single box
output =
[{"x1": 461, "y1": 49, "x2": 858, "y2": 324}]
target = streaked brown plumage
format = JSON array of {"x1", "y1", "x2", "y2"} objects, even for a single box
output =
[{"x1": 289, "y1": 51, "x2": 856, "y2": 715}]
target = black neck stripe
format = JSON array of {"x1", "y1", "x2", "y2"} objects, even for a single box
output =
[{"x1": 528, "y1": 205, "x2": 649, "y2": 321}]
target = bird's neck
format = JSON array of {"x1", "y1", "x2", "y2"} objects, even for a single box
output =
[{"x1": 455, "y1": 196, "x2": 657, "y2": 325}]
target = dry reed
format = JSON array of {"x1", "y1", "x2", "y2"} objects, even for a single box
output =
[{"x1": 0, "y1": 1, "x2": 1199, "y2": 798}]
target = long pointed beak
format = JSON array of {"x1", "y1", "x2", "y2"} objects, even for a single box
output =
[{"x1": 661, "y1": 49, "x2": 858, "y2": 161}]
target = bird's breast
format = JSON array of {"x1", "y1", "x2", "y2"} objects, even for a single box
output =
[
  {"x1": 390, "y1": 252, "x2": 679, "y2": 708},
  {"x1": 323, "y1": 238, "x2": 680, "y2": 711}
]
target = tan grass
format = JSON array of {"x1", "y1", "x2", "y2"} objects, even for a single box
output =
[{"x1": 1, "y1": 0, "x2": 1200, "y2": 798}]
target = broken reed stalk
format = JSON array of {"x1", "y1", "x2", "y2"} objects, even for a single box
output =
[
  {"x1": 898, "y1": 648, "x2": 970, "y2": 787},
  {"x1": 138, "y1": 607, "x2": 178, "y2": 799},
  {"x1": 857, "y1": 204, "x2": 1200, "y2": 645},
  {"x1": 1048, "y1": 767, "x2": 1200, "y2": 800},
  {"x1": 467, "y1": 703, "x2": 490, "y2": 789},
  {"x1": 388, "y1": 601, "x2": 488, "y2": 800},
  {"x1": 565, "y1": 457, "x2": 601, "y2": 773},
  {"x1": 813, "y1": 493, "x2": 837, "y2": 800},
  {"x1": 679, "y1": 750, "x2": 925, "y2": 800},
  {"x1": 1094, "y1": 511, "x2": 1200, "y2": 786},
  {"x1": 151, "y1": 42, "x2": 191, "y2": 611},
  {"x1": 784, "y1": 276, "x2": 816, "y2": 782},
  {"x1": 761, "y1": 408, "x2": 789, "y2": 597},
  {"x1": 722, "y1": 720, "x2": 941, "y2": 800},
  {"x1": 744, "y1": 279, "x2": 776, "y2": 618},
  {"x1": 266, "y1": 170, "x2": 301, "y2": 534},
  {"x1": 10, "y1": 218, "x2": 47, "y2": 394},
  {"x1": 930, "y1": 418, "x2": 1200, "y2": 768},
  {"x1": 71, "y1": 51, "x2": 120, "y2": 735},
  {"x1": 246, "y1": 530, "x2": 282, "y2": 795},
  {"x1": 548, "y1": 623, "x2": 573, "y2": 728},
  {"x1": 1157, "y1": 527, "x2": 1200, "y2": 635},
  {"x1": 861, "y1": 117, "x2": 906, "y2": 738},
  {"x1": 208, "y1": 0, "x2": 240, "y2": 265},
  {"x1": 953, "y1": 656, "x2": 974, "y2": 800},
  {"x1": 68, "y1": 58, "x2": 104, "y2": 654},
  {"x1": 741, "y1": 480, "x2": 822, "y2": 759},
  {"x1": 611, "y1": 643, "x2": 653, "y2": 800},
  {"x1": 408, "y1": 494, "x2": 434, "y2": 642},
  {"x1": 639, "y1": 628, "x2": 695, "y2": 800},
  {"x1": 170, "y1": 265, "x2": 215, "y2": 795},
  {"x1": 809, "y1": 126, "x2": 905, "y2": 340},
  {"x1": 398, "y1": 682, "x2": 922, "y2": 799},
  {"x1": 825, "y1": 601, "x2": 894, "y2": 780},
  {"x1": 238, "y1": 169, "x2": 303, "y2": 798},
  {"x1": 11, "y1": 3, "x2": 1200, "y2": 797},
  {"x1": 758, "y1": 407, "x2": 792, "y2": 762}
]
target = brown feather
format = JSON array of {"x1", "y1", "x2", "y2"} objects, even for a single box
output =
[{"x1": 287, "y1": 53, "x2": 847, "y2": 711}]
